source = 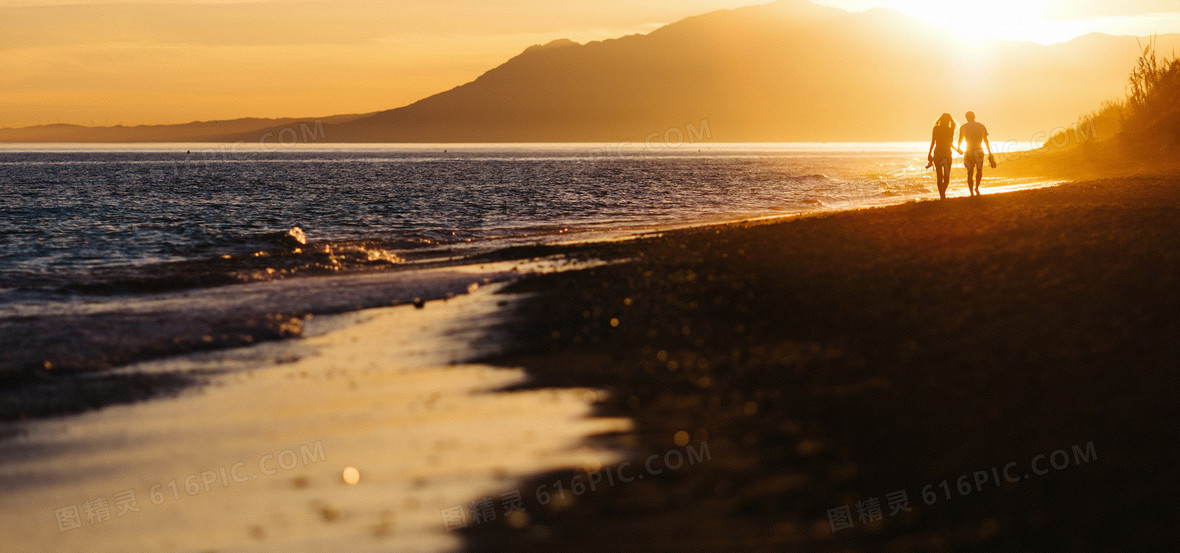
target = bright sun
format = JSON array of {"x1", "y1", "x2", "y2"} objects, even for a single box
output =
[{"x1": 819, "y1": 0, "x2": 1080, "y2": 44}]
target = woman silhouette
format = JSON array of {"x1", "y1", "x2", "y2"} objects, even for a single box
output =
[{"x1": 926, "y1": 113, "x2": 961, "y2": 200}]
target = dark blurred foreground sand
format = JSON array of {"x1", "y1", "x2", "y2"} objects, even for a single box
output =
[{"x1": 466, "y1": 176, "x2": 1180, "y2": 552}]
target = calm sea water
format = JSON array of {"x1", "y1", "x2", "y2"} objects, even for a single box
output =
[{"x1": 0, "y1": 143, "x2": 1051, "y2": 374}]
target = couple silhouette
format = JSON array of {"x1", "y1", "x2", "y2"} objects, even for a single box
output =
[{"x1": 926, "y1": 111, "x2": 996, "y2": 199}]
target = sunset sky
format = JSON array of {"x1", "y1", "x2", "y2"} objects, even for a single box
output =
[{"x1": 3, "y1": 0, "x2": 1180, "y2": 128}]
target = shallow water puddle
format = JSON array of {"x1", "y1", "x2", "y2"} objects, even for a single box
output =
[{"x1": 0, "y1": 283, "x2": 629, "y2": 553}]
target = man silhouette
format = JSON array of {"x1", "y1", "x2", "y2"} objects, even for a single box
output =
[{"x1": 957, "y1": 111, "x2": 993, "y2": 196}]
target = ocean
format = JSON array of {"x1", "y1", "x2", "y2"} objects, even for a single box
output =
[{"x1": 0, "y1": 142, "x2": 1052, "y2": 376}]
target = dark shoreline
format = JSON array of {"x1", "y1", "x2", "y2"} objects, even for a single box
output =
[{"x1": 465, "y1": 176, "x2": 1180, "y2": 551}]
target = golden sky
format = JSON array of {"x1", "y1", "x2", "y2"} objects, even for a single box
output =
[{"x1": 3, "y1": 0, "x2": 1179, "y2": 128}]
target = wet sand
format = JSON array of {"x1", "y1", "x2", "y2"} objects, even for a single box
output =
[
  {"x1": 465, "y1": 176, "x2": 1180, "y2": 551},
  {"x1": 0, "y1": 281, "x2": 629, "y2": 552}
]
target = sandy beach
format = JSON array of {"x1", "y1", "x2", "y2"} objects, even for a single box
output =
[
  {"x1": 464, "y1": 175, "x2": 1179, "y2": 551},
  {"x1": 2, "y1": 174, "x2": 1177, "y2": 552}
]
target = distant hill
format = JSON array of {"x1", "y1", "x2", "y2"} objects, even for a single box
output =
[
  {"x1": 4, "y1": 0, "x2": 1179, "y2": 143},
  {"x1": 0, "y1": 114, "x2": 370, "y2": 143}
]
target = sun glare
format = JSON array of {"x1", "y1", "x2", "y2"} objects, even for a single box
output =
[{"x1": 822, "y1": 0, "x2": 1081, "y2": 44}]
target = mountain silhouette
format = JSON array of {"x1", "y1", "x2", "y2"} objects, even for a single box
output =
[
  {"x1": 4, "y1": 0, "x2": 1178, "y2": 143},
  {"x1": 0, "y1": 114, "x2": 370, "y2": 143}
]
